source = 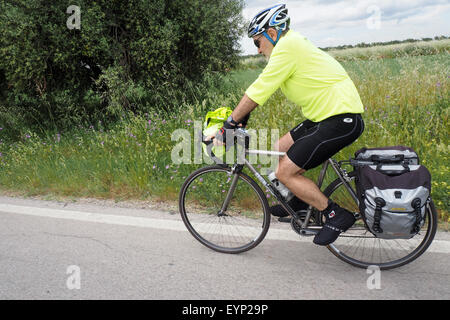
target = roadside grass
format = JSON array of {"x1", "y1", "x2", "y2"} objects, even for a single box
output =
[{"x1": 0, "y1": 50, "x2": 448, "y2": 224}]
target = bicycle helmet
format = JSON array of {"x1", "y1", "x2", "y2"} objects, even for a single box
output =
[{"x1": 247, "y1": 4, "x2": 290, "y2": 45}]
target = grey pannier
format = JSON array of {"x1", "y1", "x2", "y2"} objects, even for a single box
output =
[{"x1": 353, "y1": 146, "x2": 431, "y2": 239}]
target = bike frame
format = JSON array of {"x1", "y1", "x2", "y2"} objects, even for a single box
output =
[
  {"x1": 216, "y1": 146, "x2": 358, "y2": 235},
  {"x1": 206, "y1": 129, "x2": 359, "y2": 233}
]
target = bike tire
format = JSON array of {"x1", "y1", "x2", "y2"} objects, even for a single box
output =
[{"x1": 179, "y1": 165, "x2": 271, "y2": 254}]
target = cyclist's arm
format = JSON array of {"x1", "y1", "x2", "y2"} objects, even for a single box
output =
[{"x1": 231, "y1": 94, "x2": 258, "y2": 124}]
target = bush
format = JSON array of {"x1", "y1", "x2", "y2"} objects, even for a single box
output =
[{"x1": 0, "y1": 0, "x2": 245, "y2": 136}]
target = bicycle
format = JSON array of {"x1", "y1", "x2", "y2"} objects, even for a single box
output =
[{"x1": 178, "y1": 128, "x2": 437, "y2": 270}]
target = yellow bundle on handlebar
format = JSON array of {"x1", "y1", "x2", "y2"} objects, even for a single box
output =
[{"x1": 202, "y1": 107, "x2": 233, "y2": 159}]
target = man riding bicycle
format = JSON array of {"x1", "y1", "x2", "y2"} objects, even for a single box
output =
[{"x1": 208, "y1": 4, "x2": 365, "y2": 246}]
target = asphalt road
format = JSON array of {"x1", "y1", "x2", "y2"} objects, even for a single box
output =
[{"x1": 0, "y1": 195, "x2": 449, "y2": 300}]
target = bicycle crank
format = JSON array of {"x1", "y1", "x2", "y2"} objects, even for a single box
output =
[{"x1": 290, "y1": 210, "x2": 321, "y2": 237}]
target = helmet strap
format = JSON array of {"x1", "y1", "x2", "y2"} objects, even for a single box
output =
[{"x1": 263, "y1": 29, "x2": 283, "y2": 47}]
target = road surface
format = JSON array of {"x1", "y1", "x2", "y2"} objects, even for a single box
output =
[{"x1": 0, "y1": 195, "x2": 449, "y2": 300}]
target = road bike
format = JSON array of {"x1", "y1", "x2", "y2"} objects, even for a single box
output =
[{"x1": 178, "y1": 128, "x2": 437, "y2": 270}]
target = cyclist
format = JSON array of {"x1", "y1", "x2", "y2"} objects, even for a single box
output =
[{"x1": 208, "y1": 4, "x2": 364, "y2": 246}]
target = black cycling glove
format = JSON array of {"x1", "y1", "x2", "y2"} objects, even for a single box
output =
[
  {"x1": 215, "y1": 113, "x2": 250, "y2": 143},
  {"x1": 239, "y1": 113, "x2": 250, "y2": 127},
  {"x1": 215, "y1": 119, "x2": 236, "y2": 144}
]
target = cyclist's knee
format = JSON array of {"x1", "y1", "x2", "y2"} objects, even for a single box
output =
[{"x1": 275, "y1": 156, "x2": 305, "y2": 183}]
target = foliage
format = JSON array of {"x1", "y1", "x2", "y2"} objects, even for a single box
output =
[{"x1": 0, "y1": 0, "x2": 245, "y2": 135}]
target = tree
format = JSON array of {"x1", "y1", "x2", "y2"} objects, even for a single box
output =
[{"x1": 0, "y1": 0, "x2": 245, "y2": 132}]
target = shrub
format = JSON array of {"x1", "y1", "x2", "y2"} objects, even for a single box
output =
[{"x1": 0, "y1": 0, "x2": 245, "y2": 136}]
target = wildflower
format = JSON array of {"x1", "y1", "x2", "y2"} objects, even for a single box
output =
[
  {"x1": 56, "y1": 133, "x2": 61, "y2": 142},
  {"x1": 0, "y1": 128, "x2": 2, "y2": 130},
  {"x1": 0, "y1": 152, "x2": 2, "y2": 157},
  {"x1": 100, "y1": 141, "x2": 104, "y2": 146},
  {"x1": 162, "y1": 120, "x2": 166, "y2": 124},
  {"x1": 165, "y1": 165, "x2": 170, "y2": 169},
  {"x1": 436, "y1": 82, "x2": 441, "y2": 88},
  {"x1": 386, "y1": 95, "x2": 390, "y2": 99},
  {"x1": 199, "y1": 178, "x2": 203, "y2": 182},
  {"x1": 152, "y1": 165, "x2": 156, "y2": 169}
]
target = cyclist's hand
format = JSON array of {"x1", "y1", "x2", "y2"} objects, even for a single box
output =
[
  {"x1": 205, "y1": 114, "x2": 249, "y2": 146},
  {"x1": 215, "y1": 120, "x2": 237, "y2": 144},
  {"x1": 204, "y1": 134, "x2": 225, "y2": 147}
]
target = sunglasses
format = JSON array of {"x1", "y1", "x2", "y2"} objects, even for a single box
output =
[{"x1": 253, "y1": 36, "x2": 263, "y2": 48}]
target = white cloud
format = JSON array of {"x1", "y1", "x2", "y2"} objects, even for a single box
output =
[{"x1": 240, "y1": 0, "x2": 450, "y2": 54}]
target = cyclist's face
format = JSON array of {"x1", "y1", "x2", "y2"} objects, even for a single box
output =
[{"x1": 253, "y1": 29, "x2": 276, "y2": 58}]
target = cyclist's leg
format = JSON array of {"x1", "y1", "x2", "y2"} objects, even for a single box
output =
[
  {"x1": 279, "y1": 114, "x2": 364, "y2": 201},
  {"x1": 276, "y1": 156, "x2": 328, "y2": 211},
  {"x1": 277, "y1": 113, "x2": 364, "y2": 244},
  {"x1": 273, "y1": 132, "x2": 293, "y2": 153},
  {"x1": 269, "y1": 120, "x2": 316, "y2": 217}
]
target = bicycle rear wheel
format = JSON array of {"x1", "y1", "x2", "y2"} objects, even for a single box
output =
[
  {"x1": 179, "y1": 165, "x2": 270, "y2": 254},
  {"x1": 323, "y1": 171, "x2": 437, "y2": 270}
]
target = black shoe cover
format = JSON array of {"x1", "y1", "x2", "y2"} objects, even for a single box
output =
[
  {"x1": 269, "y1": 197, "x2": 309, "y2": 217},
  {"x1": 313, "y1": 202, "x2": 355, "y2": 246}
]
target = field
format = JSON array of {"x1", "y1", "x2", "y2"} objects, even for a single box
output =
[{"x1": 0, "y1": 41, "x2": 448, "y2": 225}]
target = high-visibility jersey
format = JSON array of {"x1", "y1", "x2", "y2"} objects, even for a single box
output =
[{"x1": 245, "y1": 30, "x2": 364, "y2": 122}]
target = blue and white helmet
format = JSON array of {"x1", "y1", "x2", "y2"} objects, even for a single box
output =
[{"x1": 247, "y1": 4, "x2": 290, "y2": 38}]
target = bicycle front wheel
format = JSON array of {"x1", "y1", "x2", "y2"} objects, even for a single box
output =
[
  {"x1": 323, "y1": 171, "x2": 437, "y2": 270},
  {"x1": 179, "y1": 165, "x2": 270, "y2": 254}
]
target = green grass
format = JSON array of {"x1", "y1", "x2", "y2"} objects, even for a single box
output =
[{"x1": 0, "y1": 50, "x2": 448, "y2": 225}]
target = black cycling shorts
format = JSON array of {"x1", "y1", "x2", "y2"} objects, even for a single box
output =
[{"x1": 287, "y1": 113, "x2": 364, "y2": 170}]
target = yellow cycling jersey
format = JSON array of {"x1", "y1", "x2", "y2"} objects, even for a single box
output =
[{"x1": 245, "y1": 30, "x2": 364, "y2": 122}]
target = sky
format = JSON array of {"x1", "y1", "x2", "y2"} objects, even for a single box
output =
[{"x1": 240, "y1": 0, "x2": 450, "y2": 55}]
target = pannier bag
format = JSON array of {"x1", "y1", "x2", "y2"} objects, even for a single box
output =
[{"x1": 354, "y1": 146, "x2": 431, "y2": 239}]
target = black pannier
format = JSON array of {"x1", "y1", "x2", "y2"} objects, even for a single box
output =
[{"x1": 353, "y1": 146, "x2": 431, "y2": 239}]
